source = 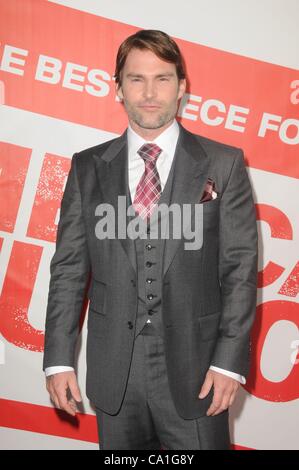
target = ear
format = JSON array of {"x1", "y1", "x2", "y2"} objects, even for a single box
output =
[
  {"x1": 116, "y1": 83, "x2": 124, "y2": 101},
  {"x1": 178, "y1": 79, "x2": 186, "y2": 99}
]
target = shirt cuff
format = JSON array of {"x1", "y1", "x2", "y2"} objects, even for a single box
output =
[
  {"x1": 45, "y1": 366, "x2": 75, "y2": 377},
  {"x1": 209, "y1": 366, "x2": 246, "y2": 384}
]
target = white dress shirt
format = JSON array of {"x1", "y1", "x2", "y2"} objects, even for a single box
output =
[{"x1": 45, "y1": 119, "x2": 245, "y2": 384}]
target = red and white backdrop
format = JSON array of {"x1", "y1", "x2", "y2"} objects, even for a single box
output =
[{"x1": 0, "y1": 0, "x2": 298, "y2": 450}]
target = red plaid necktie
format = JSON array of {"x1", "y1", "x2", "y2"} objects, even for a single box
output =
[{"x1": 133, "y1": 143, "x2": 162, "y2": 220}]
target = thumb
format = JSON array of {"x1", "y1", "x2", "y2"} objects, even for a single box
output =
[
  {"x1": 198, "y1": 371, "x2": 214, "y2": 399},
  {"x1": 68, "y1": 374, "x2": 82, "y2": 402}
]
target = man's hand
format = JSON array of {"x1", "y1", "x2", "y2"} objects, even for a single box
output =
[
  {"x1": 198, "y1": 369, "x2": 240, "y2": 416},
  {"x1": 46, "y1": 371, "x2": 82, "y2": 417}
]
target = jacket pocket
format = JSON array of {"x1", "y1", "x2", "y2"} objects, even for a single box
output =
[
  {"x1": 87, "y1": 278, "x2": 107, "y2": 315},
  {"x1": 202, "y1": 196, "x2": 220, "y2": 207}
]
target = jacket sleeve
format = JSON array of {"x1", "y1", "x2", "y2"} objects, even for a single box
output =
[
  {"x1": 43, "y1": 153, "x2": 91, "y2": 370},
  {"x1": 210, "y1": 150, "x2": 258, "y2": 378}
]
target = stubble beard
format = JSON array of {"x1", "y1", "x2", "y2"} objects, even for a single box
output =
[{"x1": 125, "y1": 102, "x2": 177, "y2": 130}]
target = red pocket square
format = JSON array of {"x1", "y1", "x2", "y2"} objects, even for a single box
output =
[{"x1": 200, "y1": 178, "x2": 218, "y2": 203}]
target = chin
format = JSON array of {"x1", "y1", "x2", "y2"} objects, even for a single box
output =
[{"x1": 137, "y1": 117, "x2": 169, "y2": 130}]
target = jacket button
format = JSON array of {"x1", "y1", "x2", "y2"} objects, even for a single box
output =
[
  {"x1": 127, "y1": 321, "x2": 133, "y2": 329},
  {"x1": 146, "y1": 261, "x2": 153, "y2": 267},
  {"x1": 146, "y1": 244, "x2": 152, "y2": 250},
  {"x1": 147, "y1": 294, "x2": 154, "y2": 300},
  {"x1": 148, "y1": 309, "x2": 154, "y2": 316},
  {"x1": 146, "y1": 278, "x2": 153, "y2": 284}
]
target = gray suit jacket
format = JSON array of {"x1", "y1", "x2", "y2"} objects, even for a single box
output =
[{"x1": 43, "y1": 123, "x2": 258, "y2": 418}]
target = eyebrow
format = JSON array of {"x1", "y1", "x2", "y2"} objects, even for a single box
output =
[{"x1": 126, "y1": 72, "x2": 175, "y2": 78}]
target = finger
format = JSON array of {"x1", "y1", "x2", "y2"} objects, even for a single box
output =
[
  {"x1": 198, "y1": 373, "x2": 214, "y2": 399},
  {"x1": 207, "y1": 379, "x2": 240, "y2": 415},
  {"x1": 68, "y1": 375, "x2": 82, "y2": 403},
  {"x1": 50, "y1": 390, "x2": 61, "y2": 410},
  {"x1": 206, "y1": 389, "x2": 223, "y2": 416},
  {"x1": 210, "y1": 392, "x2": 231, "y2": 416},
  {"x1": 56, "y1": 385, "x2": 76, "y2": 416},
  {"x1": 68, "y1": 397, "x2": 79, "y2": 414},
  {"x1": 58, "y1": 397, "x2": 77, "y2": 416}
]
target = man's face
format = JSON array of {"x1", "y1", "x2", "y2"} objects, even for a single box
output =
[{"x1": 116, "y1": 48, "x2": 186, "y2": 136}]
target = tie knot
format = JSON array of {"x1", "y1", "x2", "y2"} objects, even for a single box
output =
[{"x1": 137, "y1": 143, "x2": 162, "y2": 163}]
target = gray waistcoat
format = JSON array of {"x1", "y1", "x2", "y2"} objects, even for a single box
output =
[{"x1": 125, "y1": 148, "x2": 178, "y2": 338}]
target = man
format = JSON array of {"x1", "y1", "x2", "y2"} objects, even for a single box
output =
[{"x1": 43, "y1": 30, "x2": 258, "y2": 450}]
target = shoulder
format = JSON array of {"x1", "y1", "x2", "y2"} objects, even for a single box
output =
[
  {"x1": 180, "y1": 124, "x2": 244, "y2": 163},
  {"x1": 73, "y1": 135, "x2": 123, "y2": 163},
  {"x1": 198, "y1": 134, "x2": 243, "y2": 160}
]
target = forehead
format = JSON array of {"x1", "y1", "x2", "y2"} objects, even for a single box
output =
[{"x1": 123, "y1": 48, "x2": 176, "y2": 74}]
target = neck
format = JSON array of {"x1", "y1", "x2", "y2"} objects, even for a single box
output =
[{"x1": 129, "y1": 119, "x2": 175, "y2": 141}]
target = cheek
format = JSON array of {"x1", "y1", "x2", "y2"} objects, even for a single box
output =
[
  {"x1": 123, "y1": 88, "x2": 142, "y2": 104},
  {"x1": 163, "y1": 85, "x2": 181, "y2": 102}
]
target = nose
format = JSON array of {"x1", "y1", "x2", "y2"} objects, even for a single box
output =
[{"x1": 143, "y1": 80, "x2": 156, "y2": 100}]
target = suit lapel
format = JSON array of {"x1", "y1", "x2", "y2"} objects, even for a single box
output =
[
  {"x1": 161, "y1": 124, "x2": 211, "y2": 277},
  {"x1": 92, "y1": 130, "x2": 137, "y2": 274}
]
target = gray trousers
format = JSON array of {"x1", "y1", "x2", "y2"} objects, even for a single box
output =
[{"x1": 95, "y1": 323, "x2": 230, "y2": 450}]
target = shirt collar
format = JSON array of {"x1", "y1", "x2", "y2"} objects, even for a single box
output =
[{"x1": 127, "y1": 119, "x2": 180, "y2": 160}]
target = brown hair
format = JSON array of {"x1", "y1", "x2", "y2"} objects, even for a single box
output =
[{"x1": 114, "y1": 29, "x2": 186, "y2": 86}]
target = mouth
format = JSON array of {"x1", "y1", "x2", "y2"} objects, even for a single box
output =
[{"x1": 139, "y1": 105, "x2": 161, "y2": 110}]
